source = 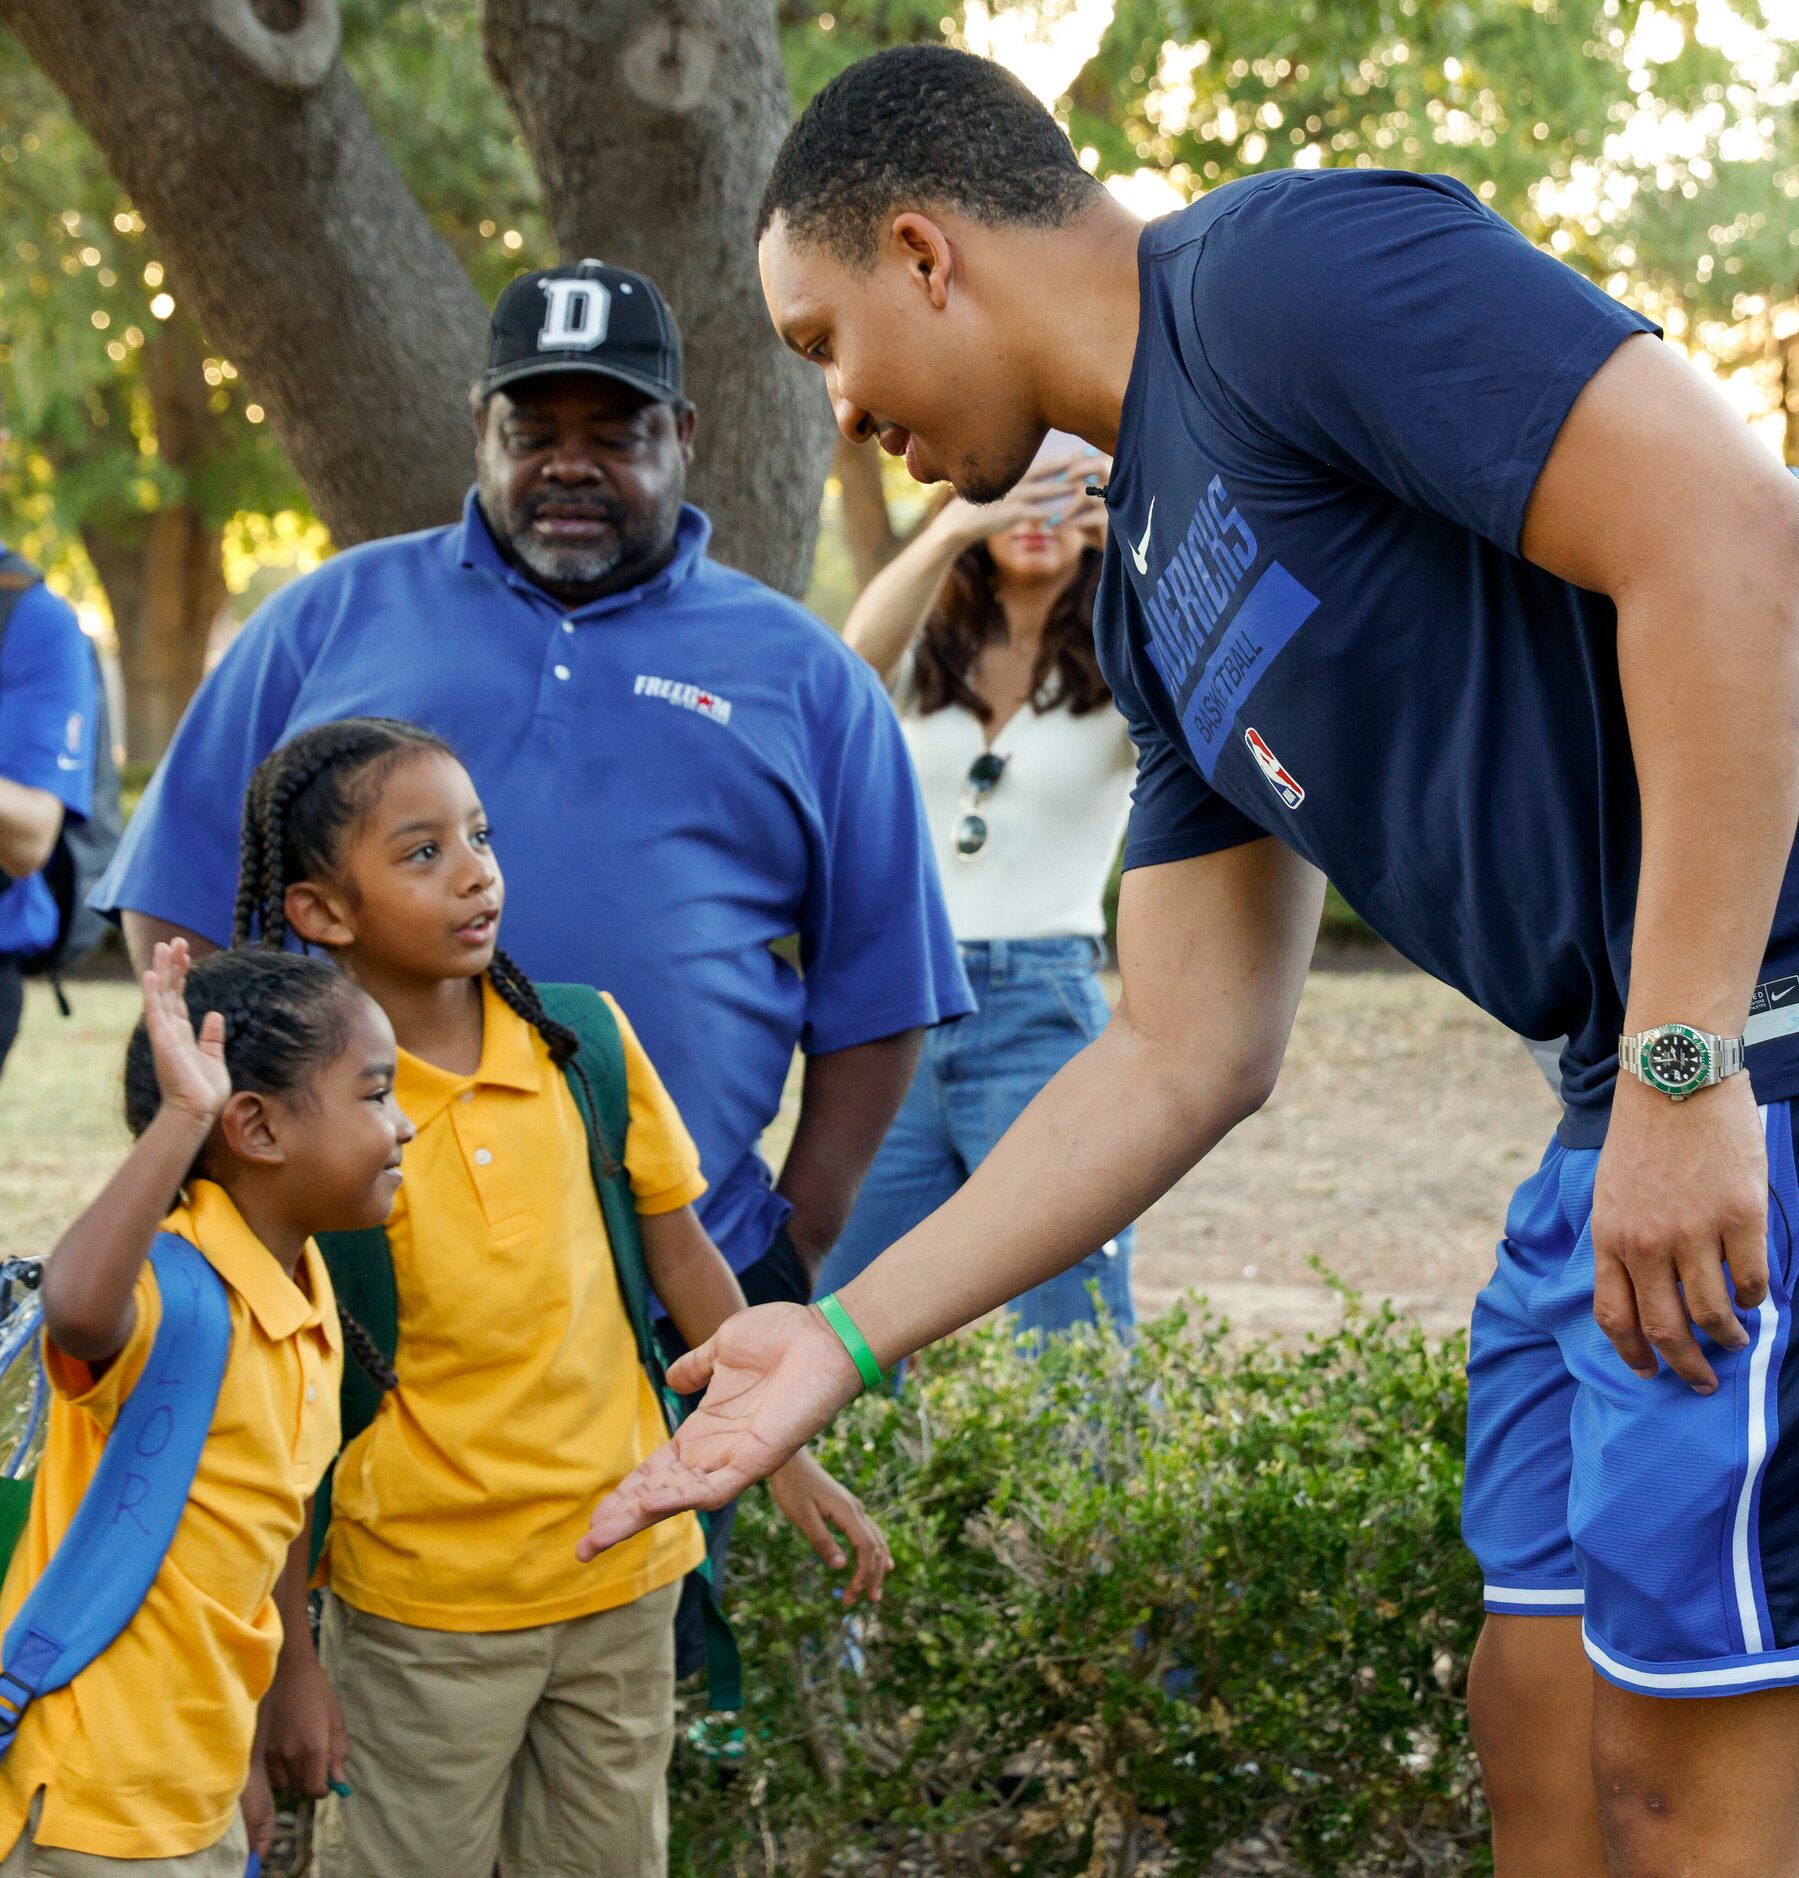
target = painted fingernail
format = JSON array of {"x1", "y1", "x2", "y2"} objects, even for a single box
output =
[{"x1": 328, "y1": 1778, "x2": 353, "y2": 1798}]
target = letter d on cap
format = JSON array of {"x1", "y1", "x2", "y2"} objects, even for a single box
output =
[{"x1": 538, "y1": 279, "x2": 611, "y2": 351}]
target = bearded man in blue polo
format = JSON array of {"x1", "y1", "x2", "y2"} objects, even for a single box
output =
[{"x1": 96, "y1": 259, "x2": 970, "y2": 1678}]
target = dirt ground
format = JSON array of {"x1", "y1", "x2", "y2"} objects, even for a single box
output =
[{"x1": 2, "y1": 955, "x2": 1558, "y2": 1344}]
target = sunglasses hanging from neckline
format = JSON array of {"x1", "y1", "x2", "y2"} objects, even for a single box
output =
[{"x1": 954, "y1": 750, "x2": 1010, "y2": 859}]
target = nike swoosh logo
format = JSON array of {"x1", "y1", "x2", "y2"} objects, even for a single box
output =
[
  {"x1": 1772, "y1": 981, "x2": 1799, "y2": 1005},
  {"x1": 55, "y1": 755, "x2": 80, "y2": 770},
  {"x1": 1129, "y1": 498, "x2": 1156, "y2": 576}
]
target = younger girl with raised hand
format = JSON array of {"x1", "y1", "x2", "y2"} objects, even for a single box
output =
[
  {"x1": 0, "y1": 941, "x2": 409, "y2": 1875},
  {"x1": 243, "y1": 717, "x2": 890, "y2": 1878}
]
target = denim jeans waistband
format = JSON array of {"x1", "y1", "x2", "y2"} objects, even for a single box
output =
[{"x1": 955, "y1": 935, "x2": 1107, "y2": 983}]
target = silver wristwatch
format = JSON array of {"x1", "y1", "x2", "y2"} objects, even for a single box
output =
[{"x1": 1619, "y1": 1023, "x2": 1746, "y2": 1101}]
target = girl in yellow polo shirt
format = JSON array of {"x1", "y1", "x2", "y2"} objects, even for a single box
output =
[
  {"x1": 0, "y1": 941, "x2": 411, "y2": 1876},
  {"x1": 238, "y1": 717, "x2": 889, "y2": 1878}
]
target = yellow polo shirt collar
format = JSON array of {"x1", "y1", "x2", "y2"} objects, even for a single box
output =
[
  {"x1": 185, "y1": 1180, "x2": 337, "y2": 1348},
  {"x1": 393, "y1": 976, "x2": 541, "y2": 1132}
]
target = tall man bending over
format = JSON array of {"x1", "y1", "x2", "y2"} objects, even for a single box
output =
[{"x1": 585, "y1": 49, "x2": 1799, "y2": 1877}]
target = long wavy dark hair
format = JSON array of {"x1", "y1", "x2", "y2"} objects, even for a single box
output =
[{"x1": 911, "y1": 515, "x2": 1110, "y2": 725}]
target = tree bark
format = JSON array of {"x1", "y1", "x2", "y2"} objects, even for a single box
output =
[
  {"x1": 485, "y1": 0, "x2": 833, "y2": 597},
  {"x1": 80, "y1": 315, "x2": 227, "y2": 762},
  {"x1": 0, "y1": 0, "x2": 488, "y2": 546}
]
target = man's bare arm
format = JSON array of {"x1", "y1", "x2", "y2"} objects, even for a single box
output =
[
  {"x1": 777, "y1": 1028, "x2": 924, "y2": 1281},
  {"x1": 1521, "y1": 332, "x2": 1799, "y2": 1389},
  {"x1": 580, "y1": 838, "x2": 1323, "y2": 1552},
  {"x1": 0, "y1": 777, "x2": 63, "y2": 881},
  {"x1": 840, "y1": 840, "x2": 1322, "y2": 1362}
]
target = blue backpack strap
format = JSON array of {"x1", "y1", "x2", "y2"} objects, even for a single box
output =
[
  {"x1": 536, "y1": 984, "x2": 744, "y2": 1713},
  {"x1": 0, "y1": 1233, "x2": 231, "y2": 1760}
]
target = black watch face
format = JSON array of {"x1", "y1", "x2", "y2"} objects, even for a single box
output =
[{"x1": 1648, "y1": 1030, "x2": 1707, "y2": 1089}]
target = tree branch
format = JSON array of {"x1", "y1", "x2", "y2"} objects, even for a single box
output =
[{"x1": 206, "y1": 0, "x2": 340, "y2": 92}]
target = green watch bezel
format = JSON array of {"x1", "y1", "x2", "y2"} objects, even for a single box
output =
[{"x1": 1639, "y1": 1023, "x2": 1714, "y2": 1098}]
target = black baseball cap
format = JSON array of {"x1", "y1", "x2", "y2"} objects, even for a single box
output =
[{"x1": 481, "y1": 259, "x2": 684, "y2": 406}]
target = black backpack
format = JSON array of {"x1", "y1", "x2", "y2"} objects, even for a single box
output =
[{"x1": 0, "y1": 549, "x2": 123, "y2": 1002}]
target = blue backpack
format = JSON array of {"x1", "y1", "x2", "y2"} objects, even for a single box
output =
[{"x1": 0, "y1": 1235, "x2": 255, "y2": 1869}]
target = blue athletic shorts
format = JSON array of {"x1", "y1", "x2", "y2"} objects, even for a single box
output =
[{"x1": 1464, "y1": 1100, "x2": 1799, "y2": 1697}]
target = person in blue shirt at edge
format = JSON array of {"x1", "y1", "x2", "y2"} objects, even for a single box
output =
[
  {"x1": 580, "y1": 47, "x2": 1799, "y2": 1878},
  {"x1": 0, "y1": 385, "x2": 98, "y2": 1080},
  {"x1": 94, "y1": 258, "x2": 971, "y2": 1694}
]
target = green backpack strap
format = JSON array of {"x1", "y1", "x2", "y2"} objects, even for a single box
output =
[
  {"x1": 308, "y1": 1225, "x2": 396, "y2": 1572},
  {"x1": 538, "y1": 983, "x2": 743, "y2": 1713}
]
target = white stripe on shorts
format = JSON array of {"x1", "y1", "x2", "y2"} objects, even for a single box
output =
[
  {"x1": 1731, "y1": 1103, "x2": 1782, "y2": 1656},
  {"x1": 1483, "y1": 1584, "x2": 1585, "y2": 1608},
  {"x1": 1583, "y1": 1626, "x2": 1799, "y2": 1692}
]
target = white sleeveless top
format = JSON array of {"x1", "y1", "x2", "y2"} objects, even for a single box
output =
[{"x1": 893, "y1": 653, "x2": 1136, "y2": 942}]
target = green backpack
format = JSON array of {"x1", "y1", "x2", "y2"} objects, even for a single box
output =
[{"x1": 312, "y1": 984, "x2": 741, "y2": 1710}]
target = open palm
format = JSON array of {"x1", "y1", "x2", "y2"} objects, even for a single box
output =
[
  {"x1": 578, "y1": 1302, "x2": 864, "y2": 1560},
  {"x1": 143, "y1": 939, "x2": 231, "y2": 1125}
]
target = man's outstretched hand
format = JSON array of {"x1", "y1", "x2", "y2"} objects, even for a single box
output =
[{"x1": 578, "y1": 1301, "x2": 867, "y2": 1561}]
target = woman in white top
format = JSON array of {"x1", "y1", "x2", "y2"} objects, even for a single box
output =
[{"x1": 816, "y1": 434, "x2": 1138, "y2": 1342}]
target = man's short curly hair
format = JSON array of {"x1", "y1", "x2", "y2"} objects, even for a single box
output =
[{"x1": 758, "y1": 45, "x2": 1103, "y2": 270}]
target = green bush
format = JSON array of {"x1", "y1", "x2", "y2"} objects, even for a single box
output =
[{"x1": 671, "y1": 1297, "x2": 1486, "y2": 1876}]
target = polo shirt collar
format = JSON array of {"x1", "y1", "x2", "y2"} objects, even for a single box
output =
[
  {"x1": 456, "y1": 487, "x2": 711, "y2": 617},
  {"x1": 165, "y1": 1179, "x2": 335, "y2": 1344},
  {"x1": 393, "y1": 975, "x2": 545, "y2": 1131}
]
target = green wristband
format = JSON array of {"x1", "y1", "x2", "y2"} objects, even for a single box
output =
[{"x1": 816, "y1": 1292, "x2": 885, "y2": 1393}]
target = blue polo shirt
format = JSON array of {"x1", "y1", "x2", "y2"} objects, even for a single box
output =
[
  {"x1": 96, "y1": 497, "x2": 971, "y2": 1268},
  {"x1": 1100, "y1": 168, "x2": 1799, "y2": 1146},
  {"x1": 0, "y1": 555, "x2": 96, "y2": 958}
]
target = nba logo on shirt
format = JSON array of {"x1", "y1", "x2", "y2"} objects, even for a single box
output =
[{"x1": 1244, "y1": 727, "x2": 1304, "y2": 810}]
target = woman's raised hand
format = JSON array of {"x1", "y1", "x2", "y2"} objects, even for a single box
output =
[
  {"x1": 142, "y1": 938, "x2": 231, "y2": 1128},
  {"x1": 939, "y1": 451, "x2": 1110, "y2": 546}
]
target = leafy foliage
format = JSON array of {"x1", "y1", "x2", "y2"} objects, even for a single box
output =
[{"x1": 672, "y1": 1296, "x2": 1483, "y2": 1876}]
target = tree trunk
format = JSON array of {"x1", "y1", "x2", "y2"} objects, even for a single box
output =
[
  {"x1": 485, "y1": 0, "x2": 833, "y2": 597},
  {"x1": 833, "y1": 436, "x2": 901, "y2": 591},
  {"x1": 0, "y1": 0, "x2": 488, "y2": 546},
  {"x1": 80, "y1": 315, "x2": 230, "y2": 762}
]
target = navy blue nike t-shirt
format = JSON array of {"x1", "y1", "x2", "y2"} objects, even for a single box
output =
[{"x1": 1096, "y1": 167, "x2": 1799, "y2": 1146}]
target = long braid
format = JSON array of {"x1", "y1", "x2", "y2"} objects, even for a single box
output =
[
  {"x1": 488, "y1": 947, "x2": 621, "y2": 1178},
  {"x1": 230, "y1": 766, "x2": 269, "y2": 948},
  {"x1": 339, "y1": 1304, "x2": 398, "y2": 1394}
]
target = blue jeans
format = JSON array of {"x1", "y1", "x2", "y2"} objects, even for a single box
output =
[{"x1": 819, "y1": 936, "x2": 1136, "y2": 1343}]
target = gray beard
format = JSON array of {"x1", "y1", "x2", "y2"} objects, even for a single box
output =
[{"x1": 506, "y1": 529, "x2": 623, "y2": 591}]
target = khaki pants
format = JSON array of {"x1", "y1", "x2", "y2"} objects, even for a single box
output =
[
  {"x1": 0, "y1": 1797, "x2": 248, "y2": 1877},
  {"x1": 317, "y1": 1581, "x2": 678, "y2": 1878}
]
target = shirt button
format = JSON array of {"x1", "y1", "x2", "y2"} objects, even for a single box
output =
[
  {"x1": 306, "y1": 1384, "x2": 317, "y2": 1403},
  {"x1": 561, "y1": 619, "x2": 576, "y2": 634},
  {"x1": 460, "y1": 1090, "x2": 475, "y2": 1103},
  {"x1": 474, "y1": 1148, "x2": 494, "y2": 1166},
  {"x1": 553, "y1": 664, "x2": 571, "y2": 681}
]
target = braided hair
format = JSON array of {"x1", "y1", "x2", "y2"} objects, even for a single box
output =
[
  {"x1": 234, "y1": 718, "x2": 451, "y2": 950},
  {"x1": 121, "y1": 949, "x2": 398, "y2": 1391},
  {"x1": 488, "y1": 947, "x2": 616, "y2": 1178}
]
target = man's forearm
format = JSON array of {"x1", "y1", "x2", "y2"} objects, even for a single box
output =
[
  {"x1": 776, "y1": 1027, "x2": 924, "y2": 1275},
  {"x1": 0, "y1": 778, "x2": 63, "y2": 881},
  {"x1": 836, "y1": 1009, "x2": 1271, "y2": 1366},
  {"x1": 837, "y1": 844, "x2": 1322, "y2": 1365},
  {"x1": 1616, "y1": 489, "x2": 1799, "y2": 1039}
]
